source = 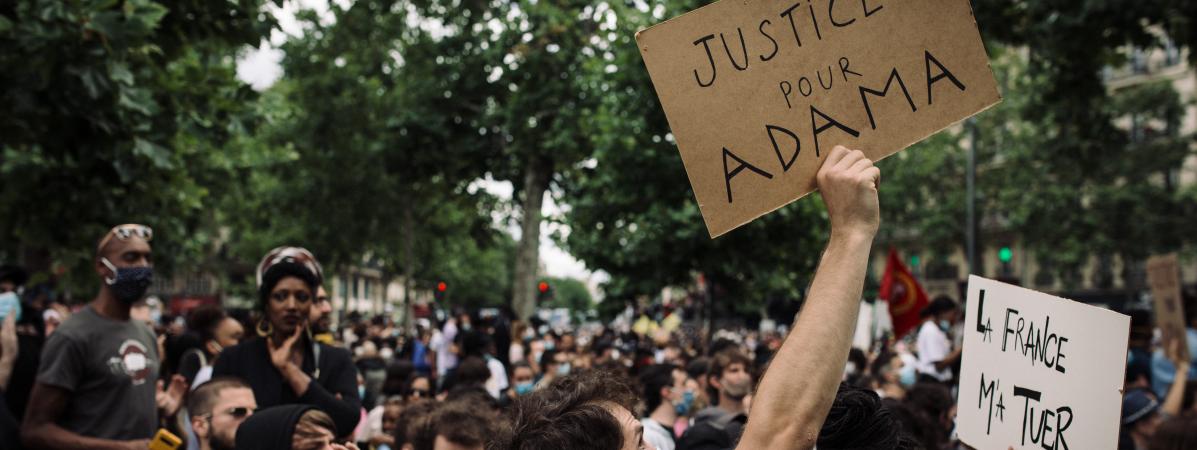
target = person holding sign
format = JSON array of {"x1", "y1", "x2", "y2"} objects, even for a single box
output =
[{"x1": 499, "y1": 146, "x2": 884, "y2": 450}]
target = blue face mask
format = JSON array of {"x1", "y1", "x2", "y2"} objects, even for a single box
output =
[
  {"x1": 939, "y1": 320, "x2": 951, "y2": 332},
  {"x1": 358, "y1": 386, "x2": 366, "y2": 399},
  {"x1": 674, "y1": 390, "x2": 695, "y2": 416},
  {"x1": 557, "y1": 363, "x2": 571, "y2": 376},
  {"x1": 899, "y1": 365, "x2": 916, "y2": 387},
  {"x1": 515, "y1": 382, "x2": 535, "y2": 396},
  {"x1": 0, "y1": 292, "x2": 21, "y2": 323}
]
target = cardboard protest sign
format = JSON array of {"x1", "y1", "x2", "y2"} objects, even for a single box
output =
[
  {"x1": 957, "y1": 276, "x2": 1129, "y2": 450},
  {"x1": 636, "y1": 0, "x2": 1001, "y2": 237},
  {"x1": 1146, "y1": 254, "x2": 1190, "y2": 362}
]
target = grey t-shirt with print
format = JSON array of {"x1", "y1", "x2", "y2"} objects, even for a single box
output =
[{"x1": 37, "y1": 305, "x2": 159, "y2": 440}]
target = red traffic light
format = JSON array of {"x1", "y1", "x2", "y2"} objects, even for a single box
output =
[
  {"x1": 437, "y1": 281, "x2": 447, "y2": 292},
  {"x1": 538, "y1": 281, "x2": 549, "y2": 293}
]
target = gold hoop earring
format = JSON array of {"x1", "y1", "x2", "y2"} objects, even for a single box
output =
[{"x1": 257, "y1": 320, "x2": 273, "y2": 338}]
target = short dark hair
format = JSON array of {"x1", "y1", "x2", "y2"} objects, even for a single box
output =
[
  {"x1": 383, "y1": 360, "x2": 415, "y2": 396},
  {"x1": 920, "y1": 296, "x2": 958, "y2": 318},
  {"x1": 394, "y1": 400, "x2": 438, "y2": 448},
  {"x1": 453, "y1": 356, "x2": 491, "y2": 389},
  {"x1": 496, "y1": 369, "x2": 638, "y2": 450},
  {"x1": 686, "y1": 357, "x2": 710, "y2": 381},
  {"x1": 817, "y1": 383, "x2": 917, "y2": 449},
  {"x1": 539, "y1": 349, "x2": 559, "y2": 369},
  {"x1": 187, "y1": 305, "x2": 228, "y2": 343},
  {"x1": 188, "y1": 377, "x2": 251, "y2": 417},
  {"x1": 640, "y1": 364, "x2": 678, "y2": 414},
  {"x1": 410, "y1": 399, "x2": 497, "y2": 450}
]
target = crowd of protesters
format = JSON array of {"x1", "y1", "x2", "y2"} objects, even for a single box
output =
[{"x1": 0, "y1": 148, "x2": 1194, "y2": 449}]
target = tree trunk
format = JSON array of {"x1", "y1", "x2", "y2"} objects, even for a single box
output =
[
  {"x1": 402, "y1": 205, "x2": 416, "y2": 335},
  {"x1": 512, "y1": 155, "x2": 551, "y2": 321}
]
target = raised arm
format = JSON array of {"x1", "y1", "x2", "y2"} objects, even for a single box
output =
[{"x1": 738, "y1": 146, "x2": 880, "y2": 450}]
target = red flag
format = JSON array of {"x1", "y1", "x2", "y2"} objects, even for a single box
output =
[{"x1": 879, "y1": 248, "x2": 929, "y2": 339}]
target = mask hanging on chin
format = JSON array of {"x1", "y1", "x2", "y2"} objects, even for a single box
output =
[{"x1": 101, "y1": 257, "x2": 153, "y2": 304}]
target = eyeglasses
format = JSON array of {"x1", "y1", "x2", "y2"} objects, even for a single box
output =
[{"x1": 97, "y1": 224, "x2": 153, "y2": 252}]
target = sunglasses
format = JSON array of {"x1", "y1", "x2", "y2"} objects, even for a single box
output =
[
  {"x1": 409, "y1": 389, "x2": 431, "y2": 398},
  {"x1": 97, "y1": 224, "x2": 153, "y2": 252},
  {"x1": 204, "y1": 406, "x2": 256, "y2": 420}
]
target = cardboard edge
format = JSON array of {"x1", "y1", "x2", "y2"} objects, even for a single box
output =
[{"x1": 634, "y1": 0, "x2": 736, "y2": 46}]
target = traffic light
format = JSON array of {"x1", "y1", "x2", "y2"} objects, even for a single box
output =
[
  {"x1": 999, "y1": 246, "x2": 1013, "y2": 275},
  {"x1": 434, "y1": 281, "x2": 447, "y2": 301},
  {"x1": 537, "y1": 281, "x2": 553, "y2": 302}
]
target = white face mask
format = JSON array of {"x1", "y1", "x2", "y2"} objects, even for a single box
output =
[{"x1": 380, "y1": 348, "x2": 394, "y2": 360}]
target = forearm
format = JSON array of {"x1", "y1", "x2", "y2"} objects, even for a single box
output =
[
  {"x1": 739, "y1": 232, "x2": 873, "y2": 450},
  {"x1": 22, "y1": 423, "x2": 141, "y2": 450},
  {"x1": 282, "y1": 363, "x2": 313, "y2": 397},
  {"x1": 1161, "y1": 363, "x2": 1190, "y2": 417}
]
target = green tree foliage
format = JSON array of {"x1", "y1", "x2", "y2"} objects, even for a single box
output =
[
  {"x1": 557, "y1": 1, "x2": 828, "y2": 318},
  {"x1": 0, "y1": 0, "x2": 276, "y2": 292},
  {"x1": 232, "y1": 0, "x2": 509, "y2": 313},
  {"x1": 878, "y1": 1, "x2": 1197, "y2": 289},
  {"x1": 538, "y1": 276, "x2": 594, "y2": 320}
]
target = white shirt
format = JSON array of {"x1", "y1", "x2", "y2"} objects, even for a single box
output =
[
  {"x1": 485, "y1": 356, "x2": 509, "y2": 399},
  {"x1": 916, "y1": 321, "x2": 952, "y2": 381},
  {"x1": 641, "y1": 418, "x2": 675, "y2": 450},
  {"x1": 433, "y1": 321, "x2": 459, "y2": 376}
]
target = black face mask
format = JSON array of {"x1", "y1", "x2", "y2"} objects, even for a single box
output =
[{"x1": 102, "y1": 258, "x2": 153, "y2": 304}]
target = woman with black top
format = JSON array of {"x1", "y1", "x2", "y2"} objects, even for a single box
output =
[{"x1": 212, "y1": 247, "x2": 361, "y2": 437}]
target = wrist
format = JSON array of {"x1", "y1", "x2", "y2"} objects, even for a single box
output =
[{"x1": 829, "y1": 227, "x2": 875, "y2": 246}]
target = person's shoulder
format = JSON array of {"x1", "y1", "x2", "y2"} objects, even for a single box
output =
[
  {"x1": 319, "y1": 342, "x2": 353, "y2": 363},
  {"x1": 916, "y1": 321, "x2": 936, "y2": 336},
  {"x1": 221, "y1": 337, "x2": 264, "y2": 360},
  {"x1": 49, "y1": 307, "x2": 100, "y2": 339}
]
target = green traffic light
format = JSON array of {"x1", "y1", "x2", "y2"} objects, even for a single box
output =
[
  {"x1": 910, "y1": 255, "x2": 920, "y2": 267},
  {"x1": 999, "y1": 247, "x2": 1012, "y2": 263}
]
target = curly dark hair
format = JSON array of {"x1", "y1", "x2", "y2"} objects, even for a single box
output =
[
  {"x1": 818, "y1": 383, "x2": 920, "y2": 449},
  {"x1": 493, "y1": 368, "x2": 639, "y2": 450}
]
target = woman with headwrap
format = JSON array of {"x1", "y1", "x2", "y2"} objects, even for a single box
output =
[
  {"x1": 213, "y1": 247, "x2": 361, "y2": 438},
  {"x1": 235, "y1": 404, "x2": 359, "y2": 450}
]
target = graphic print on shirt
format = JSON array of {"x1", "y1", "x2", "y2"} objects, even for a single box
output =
[{"x1": 106, "y1": 339, "x2": 153, "y2": 385}]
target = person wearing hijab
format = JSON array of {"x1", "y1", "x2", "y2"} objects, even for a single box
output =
[
  {"x1": 235, "y1": 404, "x2": 359, "y2": 450},
  {"x1": 213, "y1": 247, "x2": 361, "y2": 438}
]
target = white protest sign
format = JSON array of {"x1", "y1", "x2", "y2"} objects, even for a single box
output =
[{"x1": 957, "y1": 276, "x2": 1130, "y2": 450}]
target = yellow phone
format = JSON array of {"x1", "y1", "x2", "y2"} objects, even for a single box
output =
[{"x1": 148, "y1": 428, "x2": 182, "y2": 450}]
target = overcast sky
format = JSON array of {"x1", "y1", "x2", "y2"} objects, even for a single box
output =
[{"x1": 235, "y1": 0, "x2": 600, "y2": 284}]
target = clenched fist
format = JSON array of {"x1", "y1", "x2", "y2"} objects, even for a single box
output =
[{"x1": 816, "y1": 146, "x2": 880, "y2": 240}]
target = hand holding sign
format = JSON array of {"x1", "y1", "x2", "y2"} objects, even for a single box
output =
[
  {"x1": 636, "y1": 0, "x2": 1000, "y2": 237},
  {"x1": 957, "y1": 276, "x2": 1130, "y2": 450},
  {"x1": 816, "y1": 146, "x2": 880, "y2": 240}
]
